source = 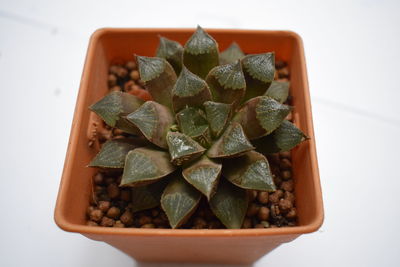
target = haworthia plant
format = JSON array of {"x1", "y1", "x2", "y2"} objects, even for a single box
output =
[{"x1": 88, "y1": 26, "x2": 308, "y2": 229}]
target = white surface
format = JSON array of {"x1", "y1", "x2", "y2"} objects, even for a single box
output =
[{"x1": 0, "y1": 0, "x2": 399, "y2": 266}]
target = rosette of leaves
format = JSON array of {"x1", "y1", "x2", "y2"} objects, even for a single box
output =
[{"x1": 89, "y1": 26, "x2": 308, "y2": 229}]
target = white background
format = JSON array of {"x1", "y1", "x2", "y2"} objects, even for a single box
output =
[{"x1": 1, "y1": 0, "x2": 399, "y2": 266}]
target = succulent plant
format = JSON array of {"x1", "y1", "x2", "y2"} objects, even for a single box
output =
[{"x1": 89, "y1": 26, "x2": 308, "y2": 229}]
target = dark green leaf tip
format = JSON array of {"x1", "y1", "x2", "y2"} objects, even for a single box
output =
[
  {"x1": 137, "y1": 56, "x2": 166, "y2": 82},
  {"x1": 88, "y1": 139, "x2": 138, "y2": 168},
  {"x1": 209, "y1": 179, "x2": 248, "y2": 229},
  {"x1": 184, "y1": 25, "x2": 218, "y2": 55},
  {"x1": 173, "y1": 67, "x2": 207, "y2": 97},
  {"x1": 265, "y1": 81, "x2": 290, "y2": 103},
  {"x1": 224, "y1": 151, "x2": 276, "y2": 191},
  {"x1": 120, "y1": 147, "x2": 176, "y2": 187},
  {"x1": 256, "y1": 96, "x2": 292, "y2": 134},
  {"x1": 166, "y1": 131, "x2": 205, "y2": 166},
  {"x1": 157, "y1": 36, "x2": 183, "y2": 59},
  {"x1": 219, "y1": 42, "x2": 245, "y2": 65},
  {"x1": 207, "y1": 122, "x2": 255, "y2": 158},
  {"x1": 89, "y1": 91, "x2": 143, "y2": 128},
  {"x1": 204, "y1": 101, "x2": 232, "y2": 138},
  {"x1": 161, "y1": 177, "x2": 201, "y2": 228},
  {"x1": 212, "y1": 60, "x2": 246, "y2": 90},
  {"x1": 242, "y1": 53, "x2": 275, "y2": 83}
]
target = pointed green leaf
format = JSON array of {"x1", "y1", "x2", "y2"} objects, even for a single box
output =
[
  {"x1": 234, "y1": 96, "x2": 291, "y2": 139},
  {"x1": 223, "y1": 151, "x2": 276, "y2": 191},
  {"x1": 161, "y1": 176, "x2": 201, "y2": 228},
  {"x1": 176, "y1": 107, "x2": 211, "y2": 147},
  {"x1": 209, "y1": 179, "x2": 248, "y2": 229},
  {"x1": 120, "y1": 147, "x2": 176, "y2": 187},
  {"x1": 254, "y1": 120, "x2": 308, "y2": 154},
  {"x1": 265, "y1": 81, "x2": 290, "y2": 103},
  {"x1": 203, "y1": 101, "x2": 231, "y2": 138},
  {"x1": 131, "y1": 178, "x2": 169, "y2": 212},
  {"x1": 207, "y1": 122, "x2": 254, "y2": 158},
  {"x1": 241, "y1": 53, "x2": 275, "y2": 102},
  {"x1": 172, "y1": 67, "x2": 212, "y2": 112},
  {"x1": 166, "y1": 131, "x2": 206, "y2": 166},
  {"x1": 137, "y1": 56, "x2": 176, "y2": 109},
  {"x1": 88, "y1": 138, "x2": 141, "y2": 168},
  {"x1": 126, "y1": 101, "x2": 174, "y2": 149},
  {"x1": 89, "y1": 91, "x2": 144, "y2": 135},
  {"x1": 182, "y1": 156, "x2": 222, "y2": 200},
  {"x1": 156, "y1": 36, "x2": 183, "y2": 74},
  {"x1": 206, "y1": 60, "x2": 246, "y2": 107},
  {"x1": 183, "y1": 26, "x2": 219, "y2": 79},
  {"x1": 219, "y1": 42, "x2": 245, "y2": 65}
]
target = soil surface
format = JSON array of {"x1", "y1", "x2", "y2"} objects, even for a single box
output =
[{"x1": 86, "y1": 59, "x2": 297, "y2": 229}]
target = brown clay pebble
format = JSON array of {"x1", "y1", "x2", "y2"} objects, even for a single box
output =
[
  {"x1": 285, "y1": 112, "x2": 293, "y2": 121},
  {"x1": 139, "y1": 215, "x2": 152, "y2": 226},
  {"x1": 98, "y1": 201, "x2": 111, "y2": 213},
  {"x1": 275, "y1": 60, "x2": 286, "y2": 69},
  {"x1": 193, "y1": 217, "x2": 207, "y2": 229},
  {"x1": 130, "y1": 70, "x2": 140, "y2": 80},
  {"x1": 109, "y1": 65, "x2": 120, "y2": 74},
  {"x1": 86, "y1": 205, "x2": 96, "y2": 216},
  {"x1": 153, "y1": 217, "x2": 166, "y2": 226},
  {"x1": 93, "y1": 172, "x2": 104, "y2": 185},
  {"x1": 125, "y1": 61, "x2": 137, "y2": 70},
  {"x1": 108, "y1": 74, "x2": 117, "y2": 87},
  {"x1": 106, "y1": 207, "x2": 121, "y2": 219},
  {"x1": 281, "y1": 180, "x2": 294, "y2": 192},
  {"x1": 120, "y1": 189, "x2": 131, "y2": 202},
  {"x1": 105, "y1": 177, "x2": 114, "y2": 185},
  {"x1": 268, "y1": 153, "x2": 280, "y2": 165},
  {"x1": 258, "y1": 206, "x2": 270, "y2": 221},
  {"x1": 89, "y1": 209, "x2": 103, "y2": 222},
  {"x1": 257, "y1": 191, "x2": 269, "y2": 204},
  {"x1": 116, "y1": 67, "x2": 128, "y2": 78},
  {"x1": 151, "y1": 209, "x2": 160, "y2": 217},
  {"x1": 279, "y1": 199, "x2": 293, "y2": 213},
  {"x1": 280, "y1": 158, "x2": 292, "y2": 170},
  {"x1": 286, "y1": 208, "x2": 297, "y2": 219},
  {"x1": 249, "y1": 190, "x2": 258, "y2": 201},
  {"x1": 284, "y1": 191, "x2": 295, "y2": 203},
  {"x1": 123, "y1": 80, "x2": 135, "y2": 92},
  {"x1": 278, "y1": 67, "x2": 289, "y2": 78},
  {"x1": 100, "y1": 216, "x2": 115, "y2": 227},
  {"x1": 246, "y1": 203, "x2": 260, "y2": 217},
  {"x1": 87, "y1": 221, "x2": 98, "y2": 226},
  {"x1": 113, "y1": 220, "x2": 125, "y2": 228},
  {"x1": 141, "y1": 223, "x2": 155, "y2": 228},
  {"x1": 120, "y1": 211, "x2": 134, "y2": 226},
  {"x1": 107, "y1": 183, "x2": 120, "y2": 199},
  {"x1": 255, "y1": 224, "x2": 265, "y2": 228},
  {"x1": 279, "y1": 151, "x2": 291, "y2": 159},
  {"x1": 242, "y1": 218, "x2": 252, "y2": 229},
  {"x1": 269, "y1": 190, "x2": 283, "y2": 204},
  {"x1": 281, "y1": 170, "x2": 292, "y2": 180}
]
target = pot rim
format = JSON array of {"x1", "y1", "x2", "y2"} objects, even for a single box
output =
[{"x1": 54, "y1": 28, "x2": 324, "y2": 237}]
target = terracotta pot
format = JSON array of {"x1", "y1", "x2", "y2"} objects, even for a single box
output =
[{"x1": 54, "y1": 28, "x2": 324, "y2": 265}]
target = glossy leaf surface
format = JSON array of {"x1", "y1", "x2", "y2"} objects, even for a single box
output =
[
  {"x1": 89, "y1": 91, "x2": 143, "y2": 134},
  {"x1": 224, "y1": 151, "x2": 276, "y2": 191},
  {"x1": 120, "y1": 147, "x2": 176, "y2": 187},
  {"x1": 161, "y1": 176, "x2": 201, "y2": 228},
  {"x1": 209, "y1": 179, "x2": 248, "y2": 229},
  {"x1": 88, "y1": 139, "x2": 139, "y2": 168},
  {"x1": 207, "y1": 122, "x2": 254, "y2": 158},
  {"x1": 126, "y1": 101, "x2": 174, "y2": 149},
  {"x1": 166, "y1": 131, "x2": 206, "y2": 166},
  {"x1": 182, "y1": 156, "x2": 222, "y2": 200}
]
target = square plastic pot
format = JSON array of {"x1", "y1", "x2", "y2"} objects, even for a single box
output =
[{"x1": 54, "y1": 28, "x2": 324, "y2": 265}]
